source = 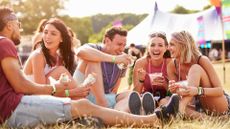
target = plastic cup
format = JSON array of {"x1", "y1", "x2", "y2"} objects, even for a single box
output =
[{"x1": 175, "y1": 80, "x2": 188, "y2": 91}]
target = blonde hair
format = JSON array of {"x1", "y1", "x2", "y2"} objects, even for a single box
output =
[{"x1": 171, "y1": 31, "x2": 201, "y2": 63}]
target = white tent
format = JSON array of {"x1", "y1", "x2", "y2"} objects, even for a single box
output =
[{"x1": 127, "y1": 2, "x2": 224, "y2": 46}]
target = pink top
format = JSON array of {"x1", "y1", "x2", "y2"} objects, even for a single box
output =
[{"x1": 142, "y1": 58, "x2": 168, "y2": 98}]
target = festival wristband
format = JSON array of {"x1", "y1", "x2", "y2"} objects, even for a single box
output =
[
  {"x1": 112, "y1": 56, "x2": 116, "y2": 63},
  {"x1": 51, "y1": 84, "x2": 56, "y2": 96},
  {"x1": 65, "y1": 89, "x2": 70, "y2": 97}
]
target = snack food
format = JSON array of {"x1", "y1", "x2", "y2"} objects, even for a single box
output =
[{"x1": 82, "y1": 74, "x2": 96, "y2": 87}]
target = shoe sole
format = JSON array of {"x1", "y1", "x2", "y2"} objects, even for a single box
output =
[
  {"x1": 128, "y1": 91, "x2": 141, "y2": 115},
  {"x1": 142, "y1": 92, "x2": 156, "y2": 115}
]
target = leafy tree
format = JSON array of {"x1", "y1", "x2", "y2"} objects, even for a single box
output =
[
  {"x1": 203, "y1": 5, "x2": 212, "y2": 10},
  {"x1": 11, "y1": 0, "x2": 66, "y2": 34},
  {"x1": 171, "y1": 5, "x2": 198, "y2": 14},
  {"x1": 61, "y1": 16, "x2": 93, "y2": 44}
]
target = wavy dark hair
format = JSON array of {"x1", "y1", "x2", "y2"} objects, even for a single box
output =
[{"x1": 41, "y1": 18, "x2": 75, "y2": 75}]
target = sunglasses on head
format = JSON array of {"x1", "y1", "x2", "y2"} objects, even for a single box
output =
[{"x1": 149, "y1": 31, "x2": 166, "y2": 38}]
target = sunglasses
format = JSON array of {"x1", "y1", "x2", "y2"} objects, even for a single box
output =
[{"x1": 149, "y1": 31, "x2": 166, "y2": 38}]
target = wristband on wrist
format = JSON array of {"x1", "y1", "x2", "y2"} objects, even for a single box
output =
[
  {"x1": 197, "y1": 87, "x2": 203, "y2": 96},
  {"x1": 65, "y1": 89, "x2": 70, "y2": 97},
  {"x1": 112, "y1": 56, "x2": 116, "y2": 63},
  {"x1": 51, "y1": 84, "x2": 56, "y2": 96},
  {"x1": 139, "y1": 79, "x2": 144, "y2": 83}
]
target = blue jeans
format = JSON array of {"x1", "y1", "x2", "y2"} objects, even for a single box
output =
[{"x1": 7, "y1": 95, "x2": 72, "y2": 128}]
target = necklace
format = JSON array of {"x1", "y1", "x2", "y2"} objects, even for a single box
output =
[
  {"x1": 102, "y1": 62, "x2": 116, "y2": 87},
  {"x1": 148, "y1": 58, "x2": 165, "y2": 74}
]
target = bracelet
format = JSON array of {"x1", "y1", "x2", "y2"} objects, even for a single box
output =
[
  {"x1": 112, "y1": 56, "x2": 116, "y2": 63},
  {"x1": 65, "y1": 89, "x2": 70, "y2": 97},
  {"x1": 201, "y1": 87, "x2": 204, "y2": 96},
  {"x1": 51, "y1": 84, "x2": 56, "y2": 96},
  {"x1": 197, "y1": 87, "x2": 203, "y2": 96},
  {"x1": 139, "y1": 79, "x2": 144, "y2": 83}
]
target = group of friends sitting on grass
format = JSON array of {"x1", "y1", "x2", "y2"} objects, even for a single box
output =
[{"x1": 0, "y1": 6, "x2": 229, "y2": 128}]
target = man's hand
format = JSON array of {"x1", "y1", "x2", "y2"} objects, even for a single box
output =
[{"x1": 115, "y1": 53, "x2": 131, "y2": 66}]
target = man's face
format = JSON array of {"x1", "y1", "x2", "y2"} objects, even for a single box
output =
[
  {"x1": 9, "y1": 20, "x2": 21, "y2": 45},
  {"x1": 4, "y1": 13, "x2": 21, "y2": 45},
  {"x1": 105, "y1": 34, "x2": 126, "y2": 55}
]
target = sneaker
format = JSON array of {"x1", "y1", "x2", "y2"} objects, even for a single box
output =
[
  {"x1": 128, "y1": 91, "x2": 142, "y2": 115},
  {"x1": 142, "y1": 92, "x2": 156, "y2": 115},
  {"x1": 155, "y1": 94, "x2": 180, "y2": 124}
]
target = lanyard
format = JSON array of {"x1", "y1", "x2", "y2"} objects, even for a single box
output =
[{"x1": 102, "y1": 62, "x2": 116, "y2": 87}]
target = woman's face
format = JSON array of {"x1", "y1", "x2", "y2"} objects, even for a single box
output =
[
  {"x1": 168, "y1": 39, "x2": 180, "y2": 58},
  {"x1": 148, "y1": 37, "x2": 167, "y2": 60},
  {"x1": 42, "y1": 24, "x2": 62, "y2": 51}
]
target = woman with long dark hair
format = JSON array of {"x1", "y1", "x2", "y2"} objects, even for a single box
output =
[{"x1": 23, "y1": 18, "x2": 89, "y2": 99}]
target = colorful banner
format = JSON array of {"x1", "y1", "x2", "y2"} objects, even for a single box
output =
[
  {"x1": 222, "y1": 0, "x2": 230, "y2": 39},
  {"x1": 197, "y1": 16, "x2": 206, "y2": 47}
]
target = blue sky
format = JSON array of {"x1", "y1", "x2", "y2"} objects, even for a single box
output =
[{"x1": 63, "y1": 0, "x2": 210, "y2": 17}]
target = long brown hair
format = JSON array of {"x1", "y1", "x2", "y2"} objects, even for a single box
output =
[{"x1": 41, "y1": 18, "x2": 75, "y2": 75}]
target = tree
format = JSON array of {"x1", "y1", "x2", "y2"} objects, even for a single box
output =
[
  {"x1": 11, "y1": 0, "x2": 66, "y2": 34},
  {"x1": 171, "y1": 5, "x2": 198, "y2": 14}
]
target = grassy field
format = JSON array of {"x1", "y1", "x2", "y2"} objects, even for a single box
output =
[{"x1": 0, "y1": 62, "x2": 230, "y2": 129}]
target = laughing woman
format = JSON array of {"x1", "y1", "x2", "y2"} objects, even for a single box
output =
[
  {"x1": 167, "y1": 30, "x2": 230, "y2": 119},
  {"x1": 23, "y1": 18, "x2": 90, "y2": 99},
  {"x1": 127, "y1": 32, "x2": 171, "y2": 115}
]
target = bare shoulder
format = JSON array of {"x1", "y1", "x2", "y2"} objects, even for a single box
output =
[
  {"x1": 199, "y1": 56, "x2": 210, "y2": 62},
  {"x1": 199, "y1": 56, "x2": 212, "y2": 66},
  {"x1": 135, "y1": 56, "x2": 147, "y2": 67},
  {"x1": 167, "y1": 59, "x2": 175, "y2": 70},
  {"x1": 28, "y1": 49, "x2": 45, "y2": 63}
]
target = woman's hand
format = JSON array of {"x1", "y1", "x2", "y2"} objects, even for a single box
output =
[
  {"x1": 177, "y1": 86, "x2": 198, "y2": 96},
  {"x1": 168, "y1": 80, "x2": 179, "y2": 93},
  {"x1": 70, "y1": 86, "x2": 90, "y2": 99},
  {"x1": 137, "y1": 68, "x2": 146, "y2": 81}
]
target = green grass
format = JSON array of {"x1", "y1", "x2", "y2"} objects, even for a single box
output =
[{"x1": 1, "y1": 62, "x2": 230, "y2": 128}]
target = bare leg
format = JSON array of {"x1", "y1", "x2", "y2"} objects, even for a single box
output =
[
  {"x1": 180, "y1": 64, "x2": 228, "y2": 117},
  {"x1": 114, "y1": 91, "x2": 132, "y2": 112},
  {"x1": 85, "y1": 62, "x2": 108, "y2": 107},
  {"x1": 70, "y1": 99, "x2": 160, "y2": 127}
]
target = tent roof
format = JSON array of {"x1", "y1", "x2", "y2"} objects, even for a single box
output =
[{"x1": 127, "y1": 2, "x2": 224, "y2": 46}]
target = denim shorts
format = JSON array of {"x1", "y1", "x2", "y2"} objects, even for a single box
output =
[
  {"x1": 6, "y1": 95, "x2": 72, "y2": 128},
  {"x1": 74, "y1": 69, "x2": 117, "y2": 108},
  {"x1": 87, "y1": 93, "x2": 116, "y2": 108}
]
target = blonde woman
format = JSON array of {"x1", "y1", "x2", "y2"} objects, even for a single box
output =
[{"x1": 167, "y1": 31, "x2": 230, "y2": 119}]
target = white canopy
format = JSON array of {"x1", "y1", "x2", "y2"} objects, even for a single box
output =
[{"x1": 127, "y1": 2, "x2": 224, "y2": 46}]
